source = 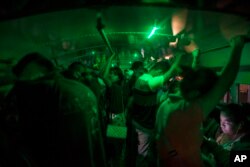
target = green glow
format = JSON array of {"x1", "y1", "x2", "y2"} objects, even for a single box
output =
[
  {"x1": 134, "y1": 53, "x2": 138, "y2": 58},
  {"x1": 147, "y1": 26, "x2": 159, "y2": 39},
  {"x1": 92, "y1": 51, "x2": 95, "y2": 55}
]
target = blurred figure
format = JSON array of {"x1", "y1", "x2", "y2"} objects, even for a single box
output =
[
  {"x1": 101, "y1": 53, "x2": 127, "y2": 166},
  {"x1": 12, "y1": 52, "x2": 55, "y2": 80},
  {"x1": 124, "y1": 69, "x2": 134, "y2": 81},
  {"x1": 123, "y1": 61, "x2": 146, "y2": 113},
  {"x1": 125, "y1": 55, "x2": 182, "y2": 167},
  {"x1": 155, "y1": 35, "x2": 246, "y2": 167},
  {"x1": 62, "y1": 61, "x2": 85, "y2": 81},
  {"x1": 63, "y1": 62, "x2": 107, "y2": 104},
  {"x1": 202, "y1": 103, "x2": 250, "y2": 166},
  {"x1": 216, "y1": 103, "x2": 250, "y2": 150},
  {"x1": 3, "y1": 52, "x2": 56, "y2": 136},
  {"x1": 102, "y1": 53, "x2": 125, "y2": 123},
  {"x1": 64, "y1": 61, "x2": 109, "y2": 154},
  {"x1": 2, "y1": 52, "x2": 107, "y2": 167},
  {"x1": 129, "y1": 61, "x2": 145, "y2": 85}
]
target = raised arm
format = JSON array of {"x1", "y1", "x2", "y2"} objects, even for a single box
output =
[
  {"x1": 200, "y1": 35, "x2": 246, "y2": 118},
  {"x1": 101, "y1": 53, "x2": 115, "y2": 86},
  {"x1": 191, "y1": 48, "x2": 200, "y2": 69},
  {"x1": 163, "y1": 52, "x2": 183, "y2": 83},
  {"x1": 148, "y1": 53, "x2": 183, "y2": 91}
]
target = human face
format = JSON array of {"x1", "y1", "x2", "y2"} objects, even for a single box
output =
[
  {"x1": 220, "y1": 113, "x2": 239, "y2": 136},
  {"x1": 109, "y1": 71, "x2": 119, "y2": 83}
]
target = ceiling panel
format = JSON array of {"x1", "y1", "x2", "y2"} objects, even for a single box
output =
[{"x1": 0, "y1": 2, "x2": 250, "y2": 84}]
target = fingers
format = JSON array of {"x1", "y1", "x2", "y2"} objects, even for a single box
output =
[{"x1": 229, "y1": 35, "x2": 246, "y2": 47}]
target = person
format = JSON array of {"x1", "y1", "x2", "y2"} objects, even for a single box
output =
[
  {"x1": 125, "y1": 53, "x2": 183, "y2": 167},
  {"x1": 216, "y1": 103, "x2": 250, "y2": 150},
  {"x1": 202, "y1": 103, "x2": 250, "y2": 166},
  {"x1": 155, "y1": 35, "x2": 246, "y2": 167},
  {"x1": 2, "y1": 52, "x2": 56, "y2": 137},
  {"x1": 127, "y1": 61, "x2": 145, "y2": 93},
  {"x1": 100, "y1": 53, "x2": 127, "y2": 166},
  {"x1": 123, "y1": 61, "x2": 146, "y2": 106},
  {"x1": 2, "y1": 52, "x2": 107, "y2": 167},
  {"x1": 63, "y1": 61, "x2": 108, "y2": 143},
  {"x1": 62, "y1": 61, "x2": 85, "y2": 81}
]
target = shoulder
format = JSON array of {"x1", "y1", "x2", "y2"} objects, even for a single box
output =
[
  {"x1": 58, "y1": 76, "x2": 96, "y2": 98},
  {"x1": 157, "y1": 97, "x2": 180, "y2": 116},
  {"x1": 55, "y1": 76, "x2": 97, "y2": 114},
  {"x1": 233, "y1": 133, "x2": 250, "y2": 151},
  {"x1": 138, "y1": 73, "x2": 152, "y2": 80}
]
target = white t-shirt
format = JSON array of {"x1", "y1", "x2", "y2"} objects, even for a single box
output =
[{"x1": 134, "y1": 73, "x2": 164, "y2": 92}]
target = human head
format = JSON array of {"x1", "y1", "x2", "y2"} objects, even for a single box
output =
[
  {"x1": 180, "y1": 67, "x2": 218, "y2": 101},
  {"x1": 220, "y1": 103, "x2": 248, "y2": 136},
  {"x1": 131, "y1": 61, "x2": 144, "y2": 71},
  {"x1": 12, "y1": 52, "x2": 55, "y2": 80},
  {"x1": 131, "y1": 61, "x2": 145, "y2": 77},
  {"x1": 124, "y1": 69, "x2": 133, "y2": 80},
  {"x1": 67, "y1": 62, "x2": 85, "y2": 80},
  {"x1": 109, "y1": 66, "x2": 124, "y2": 85},
  {"x1": 149, "y1": 61, "x2": 170, "y2": 77}
]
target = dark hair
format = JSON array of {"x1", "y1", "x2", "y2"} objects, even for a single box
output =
[
  {"x1": 208, "y1": 105, "x2": 222, "y2": 123},
  {"x1": 131, "y1": 61, "x2": 144, "y2": 71},
  {"x1": 68, "y1": 62, "x2": 85, "y2": 72},
  {"x1": 180, "y1": 67, "x2": 218, "y2": 100},
  {"x1": 12, "y1": 52, "x2": 54, "y2": 77},
  {"x1": 220, "y1": 103, "x2": 247, "y2": 124},
  {"x1": 110, "y1": 66, "x2": 124, "y2": 84},
  {"x1": 241, "y1": 103, "x2": 250, "y2": 114},
  {"x1": 150, "y1": 61, "x2": 170, "y2": 73}
]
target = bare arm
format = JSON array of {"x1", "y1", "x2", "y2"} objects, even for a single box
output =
[
  {"x1": 101, "y1": 53, "x2": 115, "y2": 86},
  {"x1": 147, "y1": 53, "x2": 183, "y2": 91},
  {"x1": 199, "y1": 35, "x2": 246, "y2": 118},
  {"x1": 163, "y1": 52, "x2": 183, "y2": 83},
  {"x1": 191, "y1": 48, "x2": 200, "y2": 69}
]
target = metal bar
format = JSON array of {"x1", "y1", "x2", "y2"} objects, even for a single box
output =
[
  {"x1": 98, "y1": 29, "x2": 114, "y2": 54},
  {"x1": 210, "y1": 65, "x2": 250, "y2": 72},
  {"x1": 201, "y1": 45, "x2": 230, "y2": 54},
  {"x1": 96, "y1": 14, "x2": 114, "y2": 54}
]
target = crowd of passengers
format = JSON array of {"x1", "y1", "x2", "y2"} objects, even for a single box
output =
[{"x1": 0, "y1": 35, "x2": 250, "y2": 167}]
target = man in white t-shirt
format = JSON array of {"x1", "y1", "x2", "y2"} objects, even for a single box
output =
[{"x1": 126, "y1": 56, "x2": 182, "y2": 166}]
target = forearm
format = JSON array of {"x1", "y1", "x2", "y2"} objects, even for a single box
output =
[
  {"x1": 191, "y1": 48, "x2": 200, "y2": 69},
  {"x1": 163, "y1": 53, "x2": 183, "y2": 83},
  {"x1": 102, "y1": 54, "x2": 115, "y2": 79},
  {"x1": 163, "y1": 66, "x2": 176, "y2": 83},
  {"x1": 220, "y1": 40, "x2": 244, "y2": 88},
  {"x1": 103, "y1": 60, "x2": 112, "y2": 79}
]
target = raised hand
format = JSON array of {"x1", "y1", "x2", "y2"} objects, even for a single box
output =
[{"x1": 229, "y1": 35, "x2": 246, "y2": 48}]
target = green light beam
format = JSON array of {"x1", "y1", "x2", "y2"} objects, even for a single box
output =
[{"x1": 147, "y1": 27, "x2": 159, "y2": 39}]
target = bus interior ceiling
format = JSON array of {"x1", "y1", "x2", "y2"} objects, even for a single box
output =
[{"x1": 0, "y1": 0, "x2": 250, "y2": 88}]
